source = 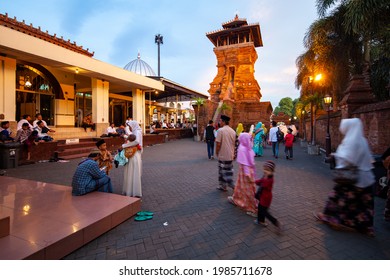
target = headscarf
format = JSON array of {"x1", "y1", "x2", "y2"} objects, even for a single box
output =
[
  {"x1": 334, "y1": 118, "x2": 373, "y2": 171},
  {"x1": 236, "y1": 132, "x2": 255, "y2": 168},
  {"x1": 254, "y1": 122, "x2": 263, "y2": 133},
  {"x1": 262, "y1": 123, "x2": 268, "y2": 135},
  {"x1": 127, "y1": 120, "x2": 143, "y2": 147},
  {"x1": 249, "y1": 124, "x2": 255, "y2": 134},
  {"x1": 236, "y1": 123, "x2": 244, "y2": 136}
]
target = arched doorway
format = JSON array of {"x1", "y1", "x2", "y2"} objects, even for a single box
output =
[{"x1": 15, "y1": 64, "x2": 59, "y2": 125}]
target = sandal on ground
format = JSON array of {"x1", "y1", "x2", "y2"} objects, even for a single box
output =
[
  {"x1": 313, "y1": 211, "x2": 326, "y2": 222},
  {"x1": 134, "y1": 215, "x2": 153, "y2": 221},
  {"x1": 137, "y1": 211, "x2": 154, "y2": 216}
]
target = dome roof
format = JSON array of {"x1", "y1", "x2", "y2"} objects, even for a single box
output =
[{"x1": 124, "y1": 53, "x2": 156, "y2": 76}]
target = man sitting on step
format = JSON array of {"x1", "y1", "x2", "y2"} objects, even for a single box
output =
[{"x1": 71, "y1": 152, "x2": 113, "y2": 196}]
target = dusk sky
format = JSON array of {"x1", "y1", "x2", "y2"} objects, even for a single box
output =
[{"x1": 1, "y1": 0, "x2": 319, "y2": 109}]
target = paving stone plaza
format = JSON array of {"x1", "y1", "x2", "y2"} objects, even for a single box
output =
[{"x1": 4, "y1": 138, "x2": 390, "y2": 260}]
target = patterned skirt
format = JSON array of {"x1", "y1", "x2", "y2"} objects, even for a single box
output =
[
  {"x1": 321, "y1": 184, "x2": 374, "y2": 234},
  {"x1": 231, "y1": 165, "x2": 258, "y2": 213},
  {"x1": 218, "y1": 160, "x2": 234, "y2": 188}
]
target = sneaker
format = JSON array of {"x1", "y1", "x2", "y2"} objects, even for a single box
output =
[
  {"x1": 254, "y1": 220, "x2": 268, "y2": 227},
  {"x1": 211, "y1": 156, "x2": 214, "y2": 159},
  {"x1": 217, "y1": 186, "x2": 227, "y2": 192},
  {"x1": 286, "y1": 155, "x2": 289, "y2": 160},
  {"x1": 246, "y1": 211, "x2": 257, "y2": 217}
]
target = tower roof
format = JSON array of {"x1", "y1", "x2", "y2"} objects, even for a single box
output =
[
  {"x1": 206, "y1": 14, "x2": 263, "y2": 48},
  {"x1": 124, "y1": 53, "x2": 156, "y2": 76}
]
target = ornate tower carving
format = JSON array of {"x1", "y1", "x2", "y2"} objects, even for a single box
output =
[{"x1": 206, "y1": 15, "x2": 263, "y2": 103}]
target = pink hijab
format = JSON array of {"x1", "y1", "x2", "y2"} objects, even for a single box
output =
[{"x1": 236, "y1": 132, "x2": 255, "y2": 168}]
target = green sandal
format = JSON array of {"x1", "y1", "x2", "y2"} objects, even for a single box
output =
[
  {"x1": 134, "y1": 215, "x2": 153, "y2": 221},
  {"x1": 137, "y1": 211, "x2": 154, "y2": 216}
]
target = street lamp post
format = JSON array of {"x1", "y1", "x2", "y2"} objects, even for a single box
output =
[
  {"x1": 301, "y1": 110, "x2": 306, "y2": 140},
  {"x1": 155, "y1": 34, "x2": 163, "y2": 77},
  {"x1": 323, "y1": 94, "x2": 332, "y2": 157}
]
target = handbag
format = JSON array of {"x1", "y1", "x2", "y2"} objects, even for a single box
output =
[{"x1": 333, "y1": 166, "x2": 358, "y2": 184}]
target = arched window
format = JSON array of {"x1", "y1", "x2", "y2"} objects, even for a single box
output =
[{"x1": 15, "y1": 64, "x2": 62, "y2": 125}]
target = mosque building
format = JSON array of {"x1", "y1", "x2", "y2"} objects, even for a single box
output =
[{"x1": 0, "y1": 13, "x2": 206, "y2": 139}]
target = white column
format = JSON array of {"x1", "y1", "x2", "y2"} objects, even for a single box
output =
[
  {"x1": 132, "y1": 88, "x2": 145, "y2": 133},
  {"x1": 0, "y1": 57, "x2": 16, "y2": 122},
  {"x1": 91, "y1": 78, "x2": 109, "y2": 134}
]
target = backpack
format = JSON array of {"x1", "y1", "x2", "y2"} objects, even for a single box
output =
[{"x1": 276, "y1": 128, "x2": 284, "y2": 142}]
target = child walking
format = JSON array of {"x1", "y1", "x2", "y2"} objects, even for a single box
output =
[
  {"x1": 254, "y1": 160, "x2": 281, "y2": 230},
  {"x1": 284, "y1": 127, "x2": 294, "y2": 160}
]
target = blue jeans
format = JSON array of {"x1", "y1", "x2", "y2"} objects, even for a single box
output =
[
  {"x1": 206, "y1": 140, "x2": 215, "y2": 159},
  {"x1": 96, "y1": 176, "x2": 113, "y2": 193},
  {"x1": 272, "y1": 142, "x2": 279, "y2": 158}
]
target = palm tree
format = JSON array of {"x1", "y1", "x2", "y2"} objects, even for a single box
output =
[
  {"x1": 192, "y1": 97, "x2": 205, "y2": 139},
  {"x1": 218, "y1": 102, "x2": 232, "y2": 115},
  {"x1": 295, "y1": 99, "x2": 310, "y2": 140},
  {"x1": 316, "y1": 0, "x2": 390, "y2": 98}
]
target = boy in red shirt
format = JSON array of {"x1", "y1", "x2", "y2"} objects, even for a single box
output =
[
  {"x1": 254, "y1": 160, "x2": 281, "y2": 231},
  {"x1": 284, "y1": 127, "x2": 294, "y2": 160}
]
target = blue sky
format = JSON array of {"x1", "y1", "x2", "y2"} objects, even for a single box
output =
[{"x1": 1, "y1": 0, "x2": 319, "y2": 109}]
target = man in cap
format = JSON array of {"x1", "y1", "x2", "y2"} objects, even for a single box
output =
[{"x1": 215, "y1": 115, "x2": 237, "y2": 191}]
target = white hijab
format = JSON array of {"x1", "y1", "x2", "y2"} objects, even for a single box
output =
[
  {"x1": 334, "y1": 118, "x2": 373, "y2": 171},
  {"x1": 127, "y1": 120, "x2": 143, "y2": 147}
]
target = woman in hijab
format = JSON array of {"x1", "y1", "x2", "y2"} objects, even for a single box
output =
[
  {"x1": 236, "y1": 123, "x2": 244, "y2": 136},
  {"x1": 122, "y1": 120, "x2": 143, "y2": 197},
  {"x1": 252, "y1": 122, "x2": 264, "y2": 157},
  {"x1": 228, "y1": 132, "x2": 258, "y2": 217},
  {"x1": 315, "y1": 118, "x2": 375, "y2": 236}
]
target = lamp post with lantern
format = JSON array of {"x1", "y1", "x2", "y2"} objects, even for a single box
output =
[
  {"x1": 323, "y1": 94, "x2": 332, "y2": 157},
  {"x1": 308, "y1": 74, "x2": 322, "y2": 145}
]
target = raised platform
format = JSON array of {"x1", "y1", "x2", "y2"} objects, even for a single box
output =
[{"x1": 0, "y1": 176, "x2": 141, "y2": 260}]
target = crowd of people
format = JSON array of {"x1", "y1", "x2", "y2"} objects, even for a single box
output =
[
  {"x1": 204, "y1": 116, "x2": 388, "y2": 237},
  {"x1": 10, "y1": 112, "x2": 386, "y2": 236},
  {"x1": 0, "y1": 113, "x2": 55, "y2": 160}
]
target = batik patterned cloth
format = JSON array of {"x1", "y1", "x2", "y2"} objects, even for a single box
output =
[
  {"x1": 322, "y1": 183, "x2": 374, "y2": 234},
  {"x1": 218, "y1": 160, "x2": 234, "y2": 188},
  {"x1": 231, "y1": 165, "x2": 258, "y2": 213}
]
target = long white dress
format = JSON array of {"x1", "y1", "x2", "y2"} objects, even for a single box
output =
[
  {"x1": 122, "y1": 149, "x2": 142, "y2": 197},
  {"x1": 122, "y1": 120, "x2": 143, "y2": 197}
]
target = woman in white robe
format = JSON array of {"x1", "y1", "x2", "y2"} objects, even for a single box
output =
[{"x1": 122, "y1": 121, "x2": 143, "y2": 197}]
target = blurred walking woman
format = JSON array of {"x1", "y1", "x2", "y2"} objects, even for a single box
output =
[
  {"x1": 252, "y1": 122, "x2": 264, "y2": 157},
  {"x1": 315, "y1": 118, "x2": 375, "y2": 236}
]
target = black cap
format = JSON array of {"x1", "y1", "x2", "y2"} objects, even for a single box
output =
[
  {"x1": 96, "y1": 139, "x2": 105, "y2": 148},
  {"x1": 220, "y1": 115, "x2": 230, "y2": 122}
]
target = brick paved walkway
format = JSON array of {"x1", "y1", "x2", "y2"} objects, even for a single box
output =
[{"x1": 4, "y1": 138, "x2": 390, "y2": 259}]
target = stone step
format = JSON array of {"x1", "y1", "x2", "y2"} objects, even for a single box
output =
[
  {"x1": 56, "y1": 141, "x2": 96, "y2": 151},
  {"x1": 56, "y1": 146, "x2": 95, "y2": 157},
  {"x1": 58, "y1": 152, "x2": 91, "y2": 160},
  {"x1": 49, "y1": 127, "x2": 98, "y2": 141}
]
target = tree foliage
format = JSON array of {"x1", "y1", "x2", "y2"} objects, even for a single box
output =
[
  {"x1": 273, "y1": 97, "x2": 294, "y2": 116},
  {"x1": 312, "y1": 0, "x2": 390, "y2": 101}
]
